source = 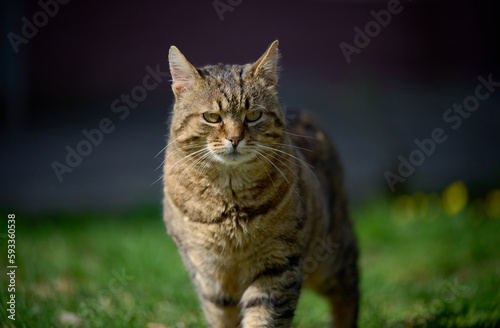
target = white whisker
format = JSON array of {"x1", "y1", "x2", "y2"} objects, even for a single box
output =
[
  {"x1": 253, "y1": 150, "x2": 280, "y2": 199},
  {"x1": 167, "y1": 147, "x2": 209, "y2": 178},
  {"x1": 154, "y1": 144, "x2": 205, "y2": 172},
  {"x1": 257, "y1": 144, "x2": 314, "y2": 169},
  {"x1": 270, "y1": 142, "x2": 314, "y2": 153},
  {"x1": 154, "y1": 145, "x2": 168, "y2": 160},
  {"x1": 283, "y1": 131, "x2": 318, "y2": 141},
  {"x1": 152, "y1": 147, "x2": 207, "y2": 187},
  {"x1": 196, "y1": 152, "x2": 216, "y2": 182},
  {"x1": 151, "y1": 174, "x2": 165, "y2": 186},
  {"x1": 257, "y1": 144, "x2": 319, "y2": 185},
  {"x1": 254, "y1": 148, "x2": 302, "y2": 201},
  {"x1": 269, "y1": 151, "x2": 302, "y2": 183},
  {"x1": 175, "y1": 150, "x2": 212, "y2": 194},
  {"x1": 153, "y1": 135, "x2": 181, "y2": 159}
]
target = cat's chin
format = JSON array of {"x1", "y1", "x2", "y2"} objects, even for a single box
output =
[{"x1": 213, "y1": 152, "x2": 255, "y2": 166}]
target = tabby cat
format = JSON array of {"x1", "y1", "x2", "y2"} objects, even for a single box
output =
[{"x1": 162, "y1": 40, "x2": 359, "y2": 328}]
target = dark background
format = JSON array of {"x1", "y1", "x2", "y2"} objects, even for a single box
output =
[{"x1": 1, "y1": 0, "x2": 499, "y2": 211}]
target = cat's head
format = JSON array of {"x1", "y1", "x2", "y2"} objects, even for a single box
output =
[{"x1": 167, "y1": 40, "x2": 286, "y2": 166}]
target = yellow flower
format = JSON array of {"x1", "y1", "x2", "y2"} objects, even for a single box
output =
[{"x1": 442, "y1": 181, "x2": 468, "y2": 216}]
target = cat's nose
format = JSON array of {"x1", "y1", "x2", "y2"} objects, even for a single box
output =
[{"x1": 227, "y1": 135, "x2": 244, "y2": 148}]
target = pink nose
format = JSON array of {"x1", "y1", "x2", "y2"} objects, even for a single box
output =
[{"x1": 227, "y1": 135, "x2": 243, "y2": 147}]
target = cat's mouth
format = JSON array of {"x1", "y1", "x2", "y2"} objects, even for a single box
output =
[{"x1": 214, "y1": 148, "x2": 254, "y2": 165}]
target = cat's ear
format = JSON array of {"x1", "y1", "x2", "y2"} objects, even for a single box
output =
[
  {"x1": 169, "y1": 46, "x2": 200, "y2": 98},
  {"x1": 251, "y1": 40, "x2": 280, "y2": 86}
]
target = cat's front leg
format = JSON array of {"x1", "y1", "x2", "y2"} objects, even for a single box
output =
[
  {"x1": 191, "y1": 273, "x2": 241, "y2": 328},
  {"x1": 240, "y1": 257, "x2": 303, "y2": 328},
  {"x1": 198, "y1": 295, "x2": 240, "y2": 328}
]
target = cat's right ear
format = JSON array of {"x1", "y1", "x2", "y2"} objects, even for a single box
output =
[
  {"x1": 251, "y1": 40, "x2": 280, "y2": 87},
  {"x1": 168, "y1": 46, "x2": 199, "y2": 99}
]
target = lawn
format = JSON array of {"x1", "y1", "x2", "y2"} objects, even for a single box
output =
[{"x1": 1, "y1": 185, "x2": 500, "y2": 327}]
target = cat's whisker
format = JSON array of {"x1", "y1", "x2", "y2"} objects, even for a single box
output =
[
  {"x1": 269, "y1": 142, "x2": 314, "y2": 153},
  {"x1": 260, "y1": 150, "x2": 302, "y2": 201},
  {"x1": 153, "y1": 147, "x2": 206, "y2": 186},
  {"x1": 283, "y1": 131, "x2": 318, "y2": 141},
  {"x1": 171, "y1": 149, "x2": 210, "y2": 180},
  {"x1": 257, "y1": 144, "x2": 315, "y2": 169},
  {"x1": 175, "y1": 150, "x2": 212, "y2": 194},
  {"x1": 151, "y1": 173, "x2": 165, "y2": 186},
  {"x1": 166, "y1": 143, "x2": 206, "y2": 159},
  {"x1": 257, "y1": 144, "x2": 319, "y2": 185},
  {"x1": 154, "y1": 135, "x2": 182, "y2": 159},
  {"x1": 252, "y1": 150, "x2": 281, "y2": 200},
  {"x1": 155, "y1": 144, "x2": 205, "y2": 172},
  {"x1": 254, "y1": 148, "x2": 302, "y2": 201},
  {"x1": 272, "y1": 151, "x2": 302, "y2": 169},
  {"x1": 173, "y1": 154, "x2": 207, "y2": 193},
  {"x1": 154, "y1": 145, "x2": 168, "y2": 159},
  {"x1": 196, "y1": 152, "x2": 216, "y2": 182},
  {"x1": 268, "y1": 151, "x2": 303, "y2": 183},
  {"x1": 154, "y1": 160, "x2": 166, "y2": 172},
  {"x1": 261, "y1": 144, "x2": 307, "y2": 171},
  {"x1": 189, "y1": 151, "x2": 212, "y2": 181},
  {"x1": 167, "y1": 147, "x2": 209, "y2": 177},
  {"x1": 153, "y1": 150, "x2": 204, "y2": 185},
  {"x1": 269, "y1": 155, "x2": 307, "y2": 201}
]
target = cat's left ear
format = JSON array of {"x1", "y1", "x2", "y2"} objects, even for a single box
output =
[
  {"x1": 169, "y1": 46, "x2": 200, "y2": 98},
  {"x1": 251, "y1": 40, "x2": 280, "y2": 86}
]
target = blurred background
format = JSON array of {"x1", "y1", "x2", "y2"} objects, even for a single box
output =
[{"x1": 1, "y1": 0, "x2": 499, "y2": 212}]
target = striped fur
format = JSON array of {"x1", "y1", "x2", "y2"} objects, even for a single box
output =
[{"x1": 163, "y1": 41, "x2": 359, "y2": 328}]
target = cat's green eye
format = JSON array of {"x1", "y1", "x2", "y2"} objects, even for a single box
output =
[
  {"x1": 245, "y1": 111, "x2": 262, "y2": 122},
  {"x1": 203, "y1": 113, "x2": 222, "y2": 123}
]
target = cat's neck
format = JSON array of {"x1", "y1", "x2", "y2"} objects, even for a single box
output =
[{"x1": 200, "y1": 159, "x2": 268, "y2": 195}]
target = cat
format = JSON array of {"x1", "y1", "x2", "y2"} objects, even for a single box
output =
[{"x1": 162, "y1": 40, "x2": 359, "y2": 328}]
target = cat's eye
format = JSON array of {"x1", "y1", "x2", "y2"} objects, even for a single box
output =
[
  {"x1": 203, "y1": 113, "x2": 222, "y2": 123},
  {"x1": 245, "y1": 111, "x2": 262, "y2": 122}
]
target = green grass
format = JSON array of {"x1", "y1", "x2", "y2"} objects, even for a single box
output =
[{"x1": 1, "y1": 196, "x2": 499, "y2": 328}]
